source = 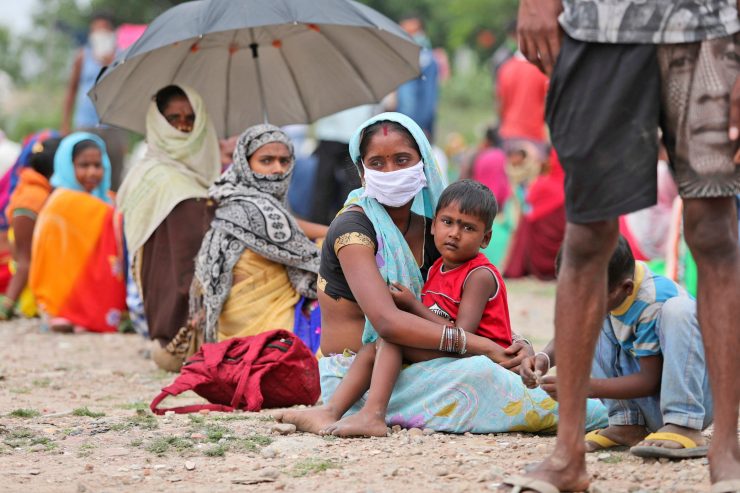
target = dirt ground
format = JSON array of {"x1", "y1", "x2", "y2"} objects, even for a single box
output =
[{"x1": 0, "y1": 279, "x2": 718, "y2": 492}]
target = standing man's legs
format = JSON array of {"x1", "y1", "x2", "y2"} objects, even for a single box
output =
[
  {"x1": 658, "y1": 33, "x2": 740, "y2": 484},
  {"x1": 684, "y1": 198, "x2": 740, "y2": 482},
  {"x1": 506, "y1": 34, "x2": 661, "y2": 490}
]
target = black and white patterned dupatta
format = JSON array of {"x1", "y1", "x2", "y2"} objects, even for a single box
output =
[{"x1": 191, "y1": 124, "x2": 320, "y2": 342}]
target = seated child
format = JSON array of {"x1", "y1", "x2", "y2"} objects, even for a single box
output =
[
  {"x1": 521, "y1": 236, "x2": 712, "y2": 459},
  {"x1": 294, "y1": 180, "x2": 515, "y2": 438}
]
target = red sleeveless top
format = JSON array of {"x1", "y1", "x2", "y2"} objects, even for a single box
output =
[{"x1": 422, "y1": 253, "x2": 513, "y2": 349}]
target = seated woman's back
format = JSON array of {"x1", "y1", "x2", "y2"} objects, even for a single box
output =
[{"x1": 30, "y1": 132, "x2": 125, "y2": 333}]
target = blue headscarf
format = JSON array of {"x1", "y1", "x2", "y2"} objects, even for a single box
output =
[
  {"x1": 346, "y1": 112, "x2": 446, "y2": 344},
  {"x1": 51, "y1": 132, "x2": 112, "y2": 203}
]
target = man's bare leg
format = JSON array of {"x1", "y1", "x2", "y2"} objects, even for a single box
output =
[
  {"x1": 512, "y1": 220, "x2": 618, "y2": 491},
  {"x1": 683, "y1": 197, "x2": 740, "y2": 484},
  {"x1": 274, "y1": 344, "x2": 377, "y2": 434}
]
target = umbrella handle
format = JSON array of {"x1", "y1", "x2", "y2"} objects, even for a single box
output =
[{"x1": 249, "y1": 28, "x2": 269, "y2": 124}]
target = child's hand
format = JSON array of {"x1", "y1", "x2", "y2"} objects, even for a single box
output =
[
  {"x1": 389, "y1": 282, "x2": 416, "y2": 310},
  {"x1": 498, "y1": 340, "x2": 534, "y2": 373},
  {"x1": 540, "y1": 375, "x2": 558, "y2": 401},
  {"x1": 520, "y1": 353, "x2": 551, "y2": 388}
]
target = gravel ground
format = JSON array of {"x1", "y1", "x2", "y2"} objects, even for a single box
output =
[{"x1": 0, "y1": 279, "x2": 720, "y2": 492}]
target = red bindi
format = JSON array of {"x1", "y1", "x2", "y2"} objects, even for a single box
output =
[{"x1": 382, "y1": 125, "x2": 388, "y2": 136}]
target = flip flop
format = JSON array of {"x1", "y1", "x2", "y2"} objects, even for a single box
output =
[
  {"x1": 585, "y1": 429, "x2": 626, "y2": 452},
  {"x1": 710, "y1": 479, "x2": 740, "y2": 493},
  {"x1": 630, "y1": 432, "x2": 708, "y2": 459},
  {"x1": 500, "y1": 475, "x2": 561, "y2": 493}
]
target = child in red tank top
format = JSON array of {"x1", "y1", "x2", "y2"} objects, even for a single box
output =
[{"x1": 422, "y1": 252, "x2": 513, "y2": 348}]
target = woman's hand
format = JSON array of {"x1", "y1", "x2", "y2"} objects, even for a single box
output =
[
  {"x1": 520, "y1": 353, "x2": 551, "y2": 388},
  {"x1": 499, "y1": 340, "x2": 535, "y2": 373},
  {"x1": 389, "y1": 282, "x2": 416, "y2": 311}
]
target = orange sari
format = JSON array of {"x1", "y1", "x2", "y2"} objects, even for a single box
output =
[{"x1": 29, "y1": 189, "x2": 126, "y2": 332}]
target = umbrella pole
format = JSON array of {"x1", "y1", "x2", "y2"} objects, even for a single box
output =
[{"x1": 249, "y1": 33, "x2": 269, "y2": 123}]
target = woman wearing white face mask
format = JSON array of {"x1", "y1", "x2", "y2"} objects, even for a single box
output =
[
  {"x1": 62, "y1": 12, "x2": 128, "y2": 191},
  {"x1": 273, "y1": 113, "x2": 605, "y2": 436}
]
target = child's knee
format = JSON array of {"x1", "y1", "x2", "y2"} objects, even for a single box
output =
[{"x1": 660, "y1": 297, "x2": 698, "y2": 333}]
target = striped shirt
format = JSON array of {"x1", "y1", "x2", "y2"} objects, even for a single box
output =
[{"x1": 608, "y1": 261, "x2": 691, "y2": 358}]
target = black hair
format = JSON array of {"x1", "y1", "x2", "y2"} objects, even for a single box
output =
[
  {"x1": 155, "y1": 85, "x2": 188, "y2": 114},
  {"x1": 554, "y1": 235, "x2": 636, "y2": 289},
  {"x1": 90, "y1": 11, "x2": 115, "y2": 27},
  {"x1": 485, "y1": 126, "x2": 502, "y2": 148},
  {"x1": 29, "y1": 137, "x2": 61, "y2": 179},
  {"x1": 607, "y1": 236, "x2": 636, "y2": 289},
  {"x1": 357, "y1": 120, "x2": 421, "y2": 164},
  {"x1": 436, "y1": 179, "x2": 498, "y2": 231},
  {"x1": 71, "y1": 139, "x2": 101, "y2": 161}
]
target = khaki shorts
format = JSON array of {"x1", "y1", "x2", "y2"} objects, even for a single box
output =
[{"x1": 658, "y1": 32, "x2": 740, "y2": 199}]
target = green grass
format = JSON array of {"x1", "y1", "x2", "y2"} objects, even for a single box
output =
[
  {"x1": 3, "y1": 428, "x2": 56, "y2": 451},
  {"x1": 32, "y1": 378, "x2": 51, "y2": 388},
  {"x1": 110, "y1": 410, "x2": 159, "y2": 431},
  {"x1": 211, "y1": 413, "x2": 273, "y2": 422},
  {"x1": 188, "y1": 414, "x2": 205, "y2": 425},
  {"x1": 129, "y1": 438, "x2": 143, "y2": 448},
  {"x1": 146, "y1": 436, "x2": 194, "y2": 456},
  {"x1": 72, "y1": 407, "x2": 106, "y2": 418},
  {"x1": 77, "y1": 442, "x2": 95, "y2": 458},
  {"x1": 116, "y1": 401, "x2": 149, "y2": 411},
  {"x1": 8, "y1": 408, "x2": 40, "y2": 418},
  {"x1": 288, "y1": 458, "x2": 340, "y2": 477},
  {"x1": 203, "y1": 443, "x2": 227, "y2": 457},
  {"x1": 9, "y1": 388, "x2": 31, "y2": 395}
]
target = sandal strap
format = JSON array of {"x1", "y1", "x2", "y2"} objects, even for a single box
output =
[
  {"x1": 585, "y1": 429, "x2": 620, "y2": 449},
  {"x1": 643, "y1": 432, "x2": 698, "y2": 449},
  {"x1": 503, "y1": 475, "x2": 561, "y2": 493}
]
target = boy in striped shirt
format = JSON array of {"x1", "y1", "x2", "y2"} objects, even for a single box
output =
[{"x1": 521, "y1": 236, "x2": 713, "y2": 459}]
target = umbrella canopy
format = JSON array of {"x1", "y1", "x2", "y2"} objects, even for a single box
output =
[{"x1": 89, "y1": 0, "x2": 420, "y2": 137}]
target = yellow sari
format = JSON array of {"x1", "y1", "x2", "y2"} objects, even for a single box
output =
[{"x1": 217, "y1": 249, "x2": 298, "y2": 341}]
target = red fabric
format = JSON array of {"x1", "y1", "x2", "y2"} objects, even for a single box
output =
[
  {"x1": 472, "y1": 148, "x2": 511, "y2": 208},
  {"x1": 0, "y1": 250, "x2": 11, "y2": 293},
  {"x1": 497, "y1": 56, "x2": 549, "y2": 142},
  {"x1": 619, "y1": 215, "x2": 649, "y2": 261},
  {"x1": 525, "y1": 149, "x2": 565, "y2": 222},
  {"x1": 151, "y1": 330, "x2": 320, "y2": 415},
  {"x1": 58, "y1": 209, "x2": 125, "y2": 333},
  {"x1": 422, "y1": 253, "x2": 513, "y2": 349},
  {"x1": 503, "y1": 206, "x2": 566, "y2": 280}
]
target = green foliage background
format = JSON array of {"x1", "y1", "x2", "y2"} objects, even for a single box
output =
[{"x1": 0, "y1": 0, "x2": 518, "y2": 149}]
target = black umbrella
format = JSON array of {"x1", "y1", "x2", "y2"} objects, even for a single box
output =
[{"x1": 90, "y1": 0, "x2": 421, "y2": 137}]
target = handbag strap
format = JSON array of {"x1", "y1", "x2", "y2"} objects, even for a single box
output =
[{"x1": 150, "y1": 389, "x2": 235, "y2": 415}]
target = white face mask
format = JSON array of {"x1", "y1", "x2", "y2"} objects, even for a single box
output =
[
  {"x1": 89, "y1": 30, "x2": 116, "y2": 61},
  {"x1": 362, "y1": 160, "x2": 427, "y2": 208}
]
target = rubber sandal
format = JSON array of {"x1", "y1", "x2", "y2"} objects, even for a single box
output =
[
  {"x1": 630, "y1": 432, "x2": 708, "y2": 459},
  {"x1": 585, "y1": 429, "x2": 625, "y2": 452},
  {"x1": 501, "y1": 475, "x2": 561, "y2": 493},
  {"x1": 710, "y1": 479, "x2": 740, "y2": 493}
]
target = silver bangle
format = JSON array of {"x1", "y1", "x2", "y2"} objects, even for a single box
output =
[{"x1": 535, "y1": 351, "x2": 551, "y2": 372}]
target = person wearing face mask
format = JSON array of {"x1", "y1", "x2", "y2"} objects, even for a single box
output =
[
  {"x1": 29, "y1": 133, "x2": 126, "y2": 334},
  {"x1": 179, "y1": 125, "x2": 326, "y2": 367},
  {"x1": 62, "y1": 12, "x2": 128, "y2": 191},
  {"x1": 117, "y1": 85, "x2": 223, "y2": 371},
  {"x1": 274, "y1": 112, "x2": 609, "y2": 436}
]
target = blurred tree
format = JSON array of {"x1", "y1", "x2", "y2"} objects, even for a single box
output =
[{"x1": 0, "y1": 26, "x2": 24, "y2": 83}]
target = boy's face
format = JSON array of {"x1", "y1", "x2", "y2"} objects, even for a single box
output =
[{"x1": 432, "y1": 201, "x2": 491, "y2": 269}]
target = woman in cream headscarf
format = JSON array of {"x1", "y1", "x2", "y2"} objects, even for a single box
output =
[{"x1": 117, "y1": 85, "x2": 220, "y2": 370}]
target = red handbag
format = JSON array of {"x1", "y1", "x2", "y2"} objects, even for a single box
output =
[{"x1": 151, "y1": 330, "x2": 320, "y2": 415}]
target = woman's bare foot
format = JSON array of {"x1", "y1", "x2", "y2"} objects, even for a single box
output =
[
  {"x1": 272, "y1": 406, "x2": 340, "y2": 435},
  {"x1": 635, "y1": 423, "x2": 705, "y2": 449},
  {"x1": 585, "y1": 424, "x2": 648, "y2": 452},
  {"x1": 501, "y1": 446, "x2": 590, "y2": 492},
  {"x1": 322, "y1": 409, "x2": 389, "y2": 438}
]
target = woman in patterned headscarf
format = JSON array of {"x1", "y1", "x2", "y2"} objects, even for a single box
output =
[{"x1": 186, "y1": 124, "x2": 325, "y2": 359}]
